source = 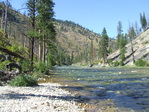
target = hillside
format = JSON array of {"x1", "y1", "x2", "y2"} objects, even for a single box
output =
[
  {"x1": 108, "y1": 29, "x2": 149, "y2": 65},
  {"x1": 0, "y1": 3, "x2": 118, "y2": 65},
  {"x1": 55, "y1": 20, "x2": 101, "y2": 62},
  {"x1": 0, "y1": 3, "x2": 29, "y2": 49},
  {"x1": 0, "y1": 3, "x2": 102, "y2": 64}
]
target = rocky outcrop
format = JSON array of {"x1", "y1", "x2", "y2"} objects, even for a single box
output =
[
  {"x1": 108, "y1": 29, "x2": 149, "y2": 65},
  {"x1": 0, "y1": 70, "x2": 19, "y2": 85}
]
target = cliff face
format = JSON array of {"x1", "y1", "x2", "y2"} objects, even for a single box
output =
[{"x1": 108, "y1": 29, "x2": 149, "y2": 65}]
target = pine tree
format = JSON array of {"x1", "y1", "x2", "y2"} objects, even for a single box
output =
[
  {"x1": 27, "y1": 0, "x2": 38, "y2": 70},
  {"x1": 99, "y1": 28, "x2": 109, "y2": 64},
  {"x1": 116, "y1": 21, "x2": 127, "y2": 66},
  {"x1": 0, "y1": 2, "x2": 5, "y2": 29},
  {"x1": 90, "y1": 40, "x2": 94, "y2": 64},
  {"x1": 140, "y1": 12, "x2": 147, "y2": 31},
  {"x1": 117, "y1": 21, "x2": 123, "y2": 35},
  {"x1": 4, "y1": 0, "x2": 8, "y2": 33},
  {"x1": 128, "y1": 26, "x2": 136, "y2": 63},
  {"x1": 117, "y1": 21, "x2": 123, "y2": 49},
  {"x1": 119, "y1": 34, "x2": 127, "y2": 66},
  {"x1": 135, "y1": 21, "x2": 140, "y2": 36},
  {"x1": 36, "y1": 0, "x2": 56, "y2": 63}
]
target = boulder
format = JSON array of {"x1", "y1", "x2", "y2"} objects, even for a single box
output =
[{"x1": 0, "y1": 70, "x2": 19, "y2": 83}]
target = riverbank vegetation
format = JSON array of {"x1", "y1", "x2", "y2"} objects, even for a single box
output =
[{"x1": 0, "y1": 0, "x2": 57, "y2": 86}]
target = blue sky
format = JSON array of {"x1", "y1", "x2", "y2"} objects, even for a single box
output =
[{"x1": 7, "y1": 0, "x2": 149, "y2": 38}]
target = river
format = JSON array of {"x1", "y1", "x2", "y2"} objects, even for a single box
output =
[{"x1": 48, "y1": 66, "x2": 149, "y2": 112}]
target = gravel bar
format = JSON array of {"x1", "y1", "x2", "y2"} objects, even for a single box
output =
[{"x1": 0, "y1": 83, "x2": 84, "y2": 112}]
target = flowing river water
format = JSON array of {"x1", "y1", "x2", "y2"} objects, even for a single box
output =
[{"x1": 46, "y1": 66, "x2": 149, "y2": 112}]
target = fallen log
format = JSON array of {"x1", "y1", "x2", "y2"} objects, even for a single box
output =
[{"x1": 0, "y1": 46, "x2": 25, "y2": 59}]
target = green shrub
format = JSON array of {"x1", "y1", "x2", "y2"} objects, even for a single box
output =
[
  {"x1": 35, "y1": 61, "x2": 49, "y2": 74},
  {"x1": 0, "y1": 60, "x2": 10, "y2": 70},
  {"x1": 9, "y1": 74, "x2": 38, "y2": 87},
  {"x1": 135, "y1": 59, "x2": 149, "y2": 67},
  {"x1": 46, "y1": 53, "x2": 53, "y2": 69},
  {"x1": 32, "y1": 71, "x2": 43, "y2": 79},
  {"x1": 10, "y1": 45, "x2": 19, "y2": 53},
  {"x1": 107, "y1": 59, "x2": 112, "y2": 64},
  {"x1": 113, "y1": 61, "x2": 120, "y2": 67},
  {"x1": 20, "y1": 60, "x2": 31, "y2": 72},
  {"x1": 93, "y1": 60, "x2": 103, "y2": 65}
]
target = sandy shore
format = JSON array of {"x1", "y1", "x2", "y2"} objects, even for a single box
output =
[{"x1": 0, "y1": 83, "x2": 84, "y2": 112}]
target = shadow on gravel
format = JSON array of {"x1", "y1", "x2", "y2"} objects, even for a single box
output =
[
  {"x1": 1, "y1": 91, "x2": 82, "y2": 102},
  {"x1": 1, "y1": 92, "x2": 29, "y2": 100}
]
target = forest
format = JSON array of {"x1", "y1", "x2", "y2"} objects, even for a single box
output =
[{"x1": 0, "y1": 0, "x2": 57, "y2": 86}]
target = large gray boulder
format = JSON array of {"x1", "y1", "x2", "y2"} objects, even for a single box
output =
[{"x1": 0, "y1": 70, "x2": 19, "y2": 84}]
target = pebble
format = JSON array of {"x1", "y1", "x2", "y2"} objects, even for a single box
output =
[{"x1": 0, "y1": 83, "x2": 84, "y2": 112}]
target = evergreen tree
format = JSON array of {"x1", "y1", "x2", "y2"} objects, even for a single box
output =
[
  {"x1": 90, "y1": 40, "x2": 94, "y2": 64},
  {"x1": 116, "y1": 21, "x2": 127, "y2": 66},
  {"x1": 128, "y1": 26, "x2": 136, "y2": 63},
  {"x1": 27, "y1": 0, "x2": 38, "y2": 71},
  {"x1": 99, "y1": 28, "x2": 109, "y2": 64},
  {"x1": 119, "y1": 34, "x2": 127, "y2": 66},
  {"x1": 36, "y1": 0, "x2": 56, "y2": 63},
  {"x1": 117, "y1": 21, "x2": 123, "y2": 49},
  {"x1": 135, "y1": 21, "x2": 140, "y2": 36},
  {"x1": 140, "y1": 12, "x2": 147, "y2": 31},
  {"x1": 4, "y1": 0, "x2": 8, "y2": 33},
  {"x1": 0, "y1": 2, "x2": 5, "y2": 29},
  {"x1": 117, "y1": 21, "x2": 123, "y2": 35}
]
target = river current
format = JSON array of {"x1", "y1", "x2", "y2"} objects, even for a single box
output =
[{"x1": 49, "y1": 66, "x2": 149, "y2": 112}]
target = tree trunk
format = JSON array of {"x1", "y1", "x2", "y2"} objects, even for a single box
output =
[
  {"x1": 42, "y1": 38, "x2": 45, "y2": 62},
  {"x1": 30, "y1": 38, "x2": 34, "y2": 71},
  {"x1": 38, "y1": 41, "x2": 41, "y2": 61},
  {"x1": 38, "y1": 40, "x2": 43, "y2": 62},
  {"x1": 1, "y1": 10, "x2": 4, "y2": 29},
  {"x1": 4, "y1": 0, "x2": 8, "y2": 33}
]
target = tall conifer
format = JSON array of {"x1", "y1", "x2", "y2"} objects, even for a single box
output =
[
  {"x1": 27, "y1": 0, "x2": 38, "y2": 70},
  {"x1": 140, "y1": 12, "x2": 147, "y2": 31},
  {"x1": 37, "y1": 0, "x2": 56, "y2": 62},
  {"x1": 99, "y1": 28, "x2": 109, "y2": 64},
  {"x1": 128, "y1": 26, "x2": 136, "y2": 63},
  {"x1": 116, "y1": 21, "x2": 127, "y2": 66}
]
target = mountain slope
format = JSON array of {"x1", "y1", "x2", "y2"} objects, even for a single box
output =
[
  {"x1": 1, "y1": 3, "x2": 119, "y2": 64},
  {"x1": 0, "y1": 3, "x2": 102, "y2": 64},
  {"x1": 108, "y1": 29, "x2": 149, "y2": 65},
  {"x1": 55, "y1": 20, "x2": 101, "y2": 62}
]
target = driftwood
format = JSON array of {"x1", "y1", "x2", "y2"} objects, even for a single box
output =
[{"x1": 0, "y1": 46, "x2": 25, "y2": 59}]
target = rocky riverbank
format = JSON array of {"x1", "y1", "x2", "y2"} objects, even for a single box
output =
[{"x1": 0, "y1": 83, "x2": 85, "y2": 112}]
